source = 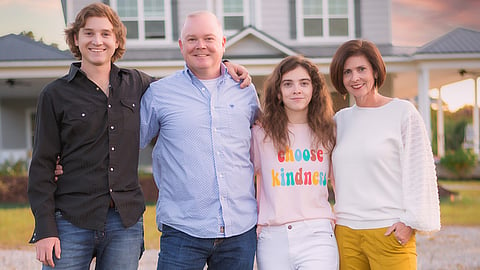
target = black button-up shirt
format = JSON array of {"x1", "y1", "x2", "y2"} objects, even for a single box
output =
[{"x1": 28, "y1": 63, "x2": 154, "y2": 242}]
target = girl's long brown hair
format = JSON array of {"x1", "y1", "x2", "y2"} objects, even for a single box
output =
[{"x1": 260, "y1": 55, "x2": 336, "y2": 152}]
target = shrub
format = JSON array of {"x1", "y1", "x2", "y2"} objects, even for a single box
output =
[
  {"x1": 0, "y1": 159, "x2": 28, "y2": 177},
  {"x1": 440, "y1": 148, "x2": 478, "y2": 179},
  {"x1": 0, "y1": 174, "x2": 157, "y2": 204}
]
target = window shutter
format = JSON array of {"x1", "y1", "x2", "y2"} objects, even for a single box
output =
[
  {"x1": 289, "y1": 0, "x2": 297, "y2": 39},
  {"x1": 172, "y1": 0, "x2": 179, "y2": 41},
  {"x1": 354, "y1": 0, "x2": 361, "y2": 38}
]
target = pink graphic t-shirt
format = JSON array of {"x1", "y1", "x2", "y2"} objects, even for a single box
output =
[{"x1": 251, "y1": 123, "x2": 335, "y2": 227}]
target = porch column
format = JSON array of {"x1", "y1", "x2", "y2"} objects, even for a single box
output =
[
  {"x1": 474, "y1": 77, "x2": 479, "y2": 158},
  {"x1": 437, "y1": 87, "x2": 445, "y2": 158},
  {"x1": 418, "y1": 67, "x2": 432, "y2": 140}
]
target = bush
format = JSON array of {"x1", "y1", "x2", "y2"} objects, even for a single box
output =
[
  {"x1": 0, "y1": 175, "x2": 157, "y2": 204},
  {"x1": 440, "y1": 148, "x2": 478, "y2": 179},
  {"x1": 0, "y1": 176, "x2": 29, "y2": 203},
  {"x1": 0, "y1": 159, "x2": 28, "y2": 177}
]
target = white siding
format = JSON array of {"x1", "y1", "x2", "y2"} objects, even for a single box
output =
[
  {"x1": 0, "y1": 99, "x2": 36, "y2": 149},
  {"x1": 66, "y1": 0, "x2": 98, "y2": 24},
  {"x1": 176, "y1": 1, "x2": 209, "y2": 34},
  {"x1": 259, "y1": 0, "x2": 292, "y2": 42},
  {"x1": 359, "y1": 0, "x2": 392, "y2": 44},
  {"x1": 227, "y1": 36, "x2": 282, "y2": 56}
]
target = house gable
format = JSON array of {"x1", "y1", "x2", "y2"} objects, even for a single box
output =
[{"x1": 225, "y1": 26, "x2": 297, "y2": 59}]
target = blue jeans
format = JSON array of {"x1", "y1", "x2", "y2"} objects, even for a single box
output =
[
  {"x1": 43, "y1": 209, "x2": 144, "y2": 270},
  {"x1": 157, "y1": 224, "x2": 256, "y2": 270}
]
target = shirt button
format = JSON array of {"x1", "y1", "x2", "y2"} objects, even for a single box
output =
[
  {"x1": 109, "y1": 189, "x2": 113, "y2": 192},
  {"x1": 108, "y1": 104, "x2": 112, "y2": 108},
  {"x1": 288, "y1": 225, "x2": 292, "y2": 230},
  {"x1": 111, "y1": 147, "x2": 115, "y2": 151},
  {"x1": 110, "y1": 125, "x2": 115, "y2": 130},
  {"x1": 96, "y1": 87, "x2": 100, "y2": 91},
  {"x1": 132, "y1": 103, "x2": 136, "y2": 107},
  {"x1": 81, "y1": 113, "x2": 86, "y2": 117},
  {"x1": 110, "y1": 167, "x2": 114, "y2": 172}
]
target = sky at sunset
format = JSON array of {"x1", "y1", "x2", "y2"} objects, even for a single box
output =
[
  {"x1": 0, "y1": 0, "x2": 479, "y2": 111},
  {"x1": 391, "y1": 0, "x2": 480, "y2": 46}
]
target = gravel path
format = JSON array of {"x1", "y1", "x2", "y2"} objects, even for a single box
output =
[{"x1": 1, "y1": 226, "x2": 478, "y2": 270}]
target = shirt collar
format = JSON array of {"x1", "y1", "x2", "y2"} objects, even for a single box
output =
[
  {"x1": 66, "y1": 62, "x2": 82, "y2": 82},
  {"x1": 184, "y1": 63, "x2": 227, "y2": 83},
  {"x1": 66, "y1": 62, "x2": 126, "y2": 87}
]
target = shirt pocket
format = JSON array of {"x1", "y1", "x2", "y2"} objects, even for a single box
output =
[
  {"x1": 64, "y1": 105, "x2": 97, "y2": 127},
  {"x1": 120, "y1": 99, "x2": 139, "y2": 131},
  {"x1": 223, "y1": 102, "x2": 254, "y2": 139},
  {"x1": 63, "y1": 105, "x2": 100, "y2": 140}
]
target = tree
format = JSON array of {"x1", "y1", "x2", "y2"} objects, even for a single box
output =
[
  {"x1": 431, "y1": 105, "x2": 473, "y2": 154},
  {"x1": 19, "y1": 31, "x2": 59, "y2": 49},
  {"x1": 20, "y1": 30, "x2": 35, "y2": 40}
]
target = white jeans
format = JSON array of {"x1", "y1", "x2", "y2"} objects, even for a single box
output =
[{"x1": 256, "y1": 219, "x2": 339, "y2": 270}]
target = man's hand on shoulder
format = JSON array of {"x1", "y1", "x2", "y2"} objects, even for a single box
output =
[{"x1": 223, "y1": 60, "x2": 252, "y2": 88}]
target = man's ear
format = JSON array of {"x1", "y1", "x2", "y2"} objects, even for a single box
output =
[{"x1": 178, "y1": 39, "x2": 183, "y2": 51}]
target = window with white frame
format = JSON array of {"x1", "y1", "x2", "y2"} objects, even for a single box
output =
[
  {"x1": 111, "y1": 0, "x2": 170, "y2": 41},
  {"x1": 217, "y1": 0, "x2": 250, "y2": 36},
  {"x1": 297, "y1": 0, "x2": 353, "y2": 40}
]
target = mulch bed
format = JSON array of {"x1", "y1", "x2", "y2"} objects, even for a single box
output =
[{"x1": 0, "y1": 176, "x2": 158, "y2": 204}]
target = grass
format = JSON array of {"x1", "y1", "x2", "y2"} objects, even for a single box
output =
[
  {"x1": 1, "y1": 180, "x2": 479, "y2": 249},
  {"x1": 0, "y1": 203, "x2": 160, "y2": 250},
  {"x1": 438, "y1": 180, "x2": 480, "y2": 226},
  {"x1": 0, "y1": 204, "x2": 35, "y2": 249},
  {"x1": 143, "y1": 203, "x2": 161, "y2": 249}
]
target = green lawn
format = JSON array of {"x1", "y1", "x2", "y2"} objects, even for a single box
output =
[
  {"x1": 0, "y1": 203, "x2": 160, "y2": 250},
  {"x1": 0, "y1": 204, "x2": 35, "y2": 249},
  {"x1": 438, "y1": 180, "x2": 480, "y2": 226},
  {"x1": 1, "y1": 180, "x2": 479, "y2": 249}
]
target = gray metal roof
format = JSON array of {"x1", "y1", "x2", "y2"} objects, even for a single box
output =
[
  {"x1": 0, "y1": 34, "x2": 73, "y2": 61},
  {"x1": 2, "y1": 27, "x2": 480, "y2": 63},
  {"x1": 416, "y1": 27, "x2": 480, "y2": 54}
]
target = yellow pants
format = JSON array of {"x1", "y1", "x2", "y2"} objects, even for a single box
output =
[{"x1": 335, "y1": 225, "x2": 417, "y2": 270}]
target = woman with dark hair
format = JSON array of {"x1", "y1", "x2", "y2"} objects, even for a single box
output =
[
  {"x1": 252, "y1": 55, "x2": 338, "y2": 269},
  {"x1": 330, "y1": 39, "x2": 440, "y2": 270}
]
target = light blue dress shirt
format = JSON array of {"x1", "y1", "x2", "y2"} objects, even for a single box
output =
[{"x1": 140, "y1": 64, "x2": 259, "y2": 238}]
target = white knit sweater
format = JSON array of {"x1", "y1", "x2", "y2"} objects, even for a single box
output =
[{"x1": 332, "y1": 98, "x2": 441, "y2": 233}]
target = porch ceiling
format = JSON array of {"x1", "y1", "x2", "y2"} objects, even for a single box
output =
[
  {"x1": 393, "y1": 67, "x2": 480, "y2": 100},
  {"x1": 0, "y1": 78, "x2": 52, "y2": 98}
]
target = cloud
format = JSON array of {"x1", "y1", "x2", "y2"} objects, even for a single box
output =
[
  {"x1": 392, "y1": 0, "x2": 480, "y2": 46},
  {"x1": 0, "y1": 0, "x2": 60, "y2": 9},
  {"x1": 0, "y1": 0, "x2": 66, "y2": 49}
]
